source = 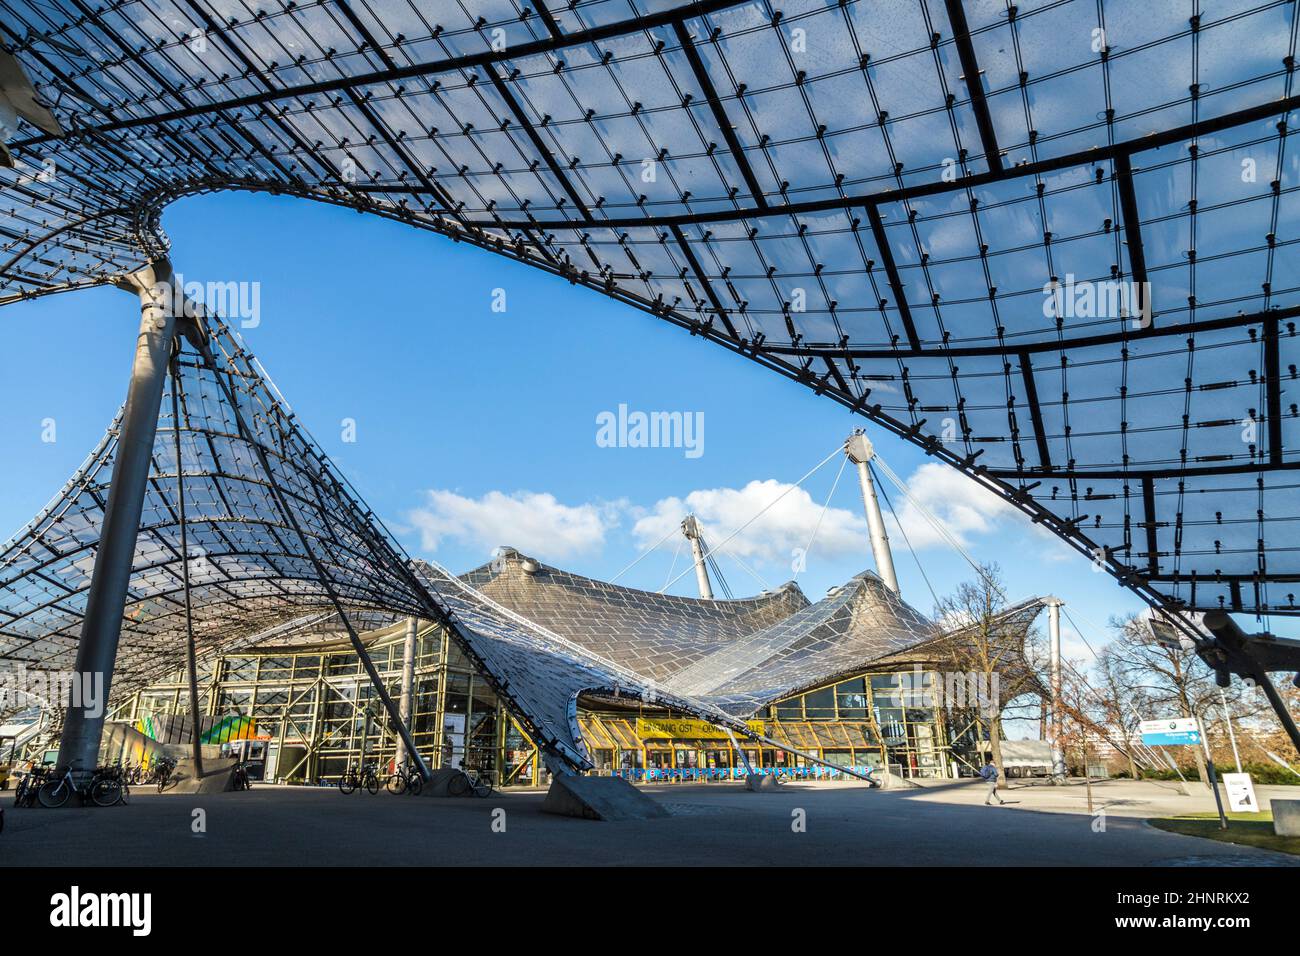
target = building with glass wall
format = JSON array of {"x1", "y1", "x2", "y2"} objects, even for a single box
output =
[{"x1": 112, "y1": 550, "x2": 1042, "y2": 786}]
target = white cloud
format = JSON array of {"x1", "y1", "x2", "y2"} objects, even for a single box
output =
[
  {"x1": 407, "y1": 489, "x2": 619, "y2": 561},
  {"x1": 631, "y1": 479, "x2": 868, "y2": 564},
  {"x1": 404, "y1": 460, "x2": 1040, "y2": 579},
  {"x1": 884, "y1": 462, "x2": 1018, "y2": 549}
]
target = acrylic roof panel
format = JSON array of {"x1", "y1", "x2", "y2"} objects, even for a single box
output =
[
  {"x1": 665, "y1": 571, "x2": 936, "y2": 703},
  {"x1": 0, "y1": 0, "x2": 1298, "y2": 618},
  {"x1": 671, "y1": 571, "x2": 1043, "y2": 716},
  {"x1": 458, "y1": 550, "x2": 809, "y2": 681},
  {"x1": 418, "y1": 557, "x2": 795, "y2": 764}
]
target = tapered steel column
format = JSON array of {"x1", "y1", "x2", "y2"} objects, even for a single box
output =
[
  {"x1": 844, "y1": 430, "x2": 900, "y2": 595},
  {"x1": 1045, "y1": 597, "x2": 1067, "y2": 783},
  {"x1": 681, "y1": 515, "x2": 713, "y2": 600},
  {"x1": 57, "y1": 260, "x2": 175, "y2": 776},
  {"x1": 394, "y1": 616, "x2": 418, "y2": 769}
]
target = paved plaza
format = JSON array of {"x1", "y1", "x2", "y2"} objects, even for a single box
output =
[{"x1": 3, "y1": 778, "x2": 1294, "y2": 867}]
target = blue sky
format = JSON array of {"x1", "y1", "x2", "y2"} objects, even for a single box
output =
[{"x1": 0, "y1": 190, "x2": 1191, "y2": 664}]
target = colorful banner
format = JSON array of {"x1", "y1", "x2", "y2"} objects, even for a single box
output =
[{"x1": 133, "y1": 712, "x2": 260, "y2": 744}]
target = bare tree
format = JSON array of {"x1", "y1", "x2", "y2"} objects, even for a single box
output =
[
  {"x1": 933, "y1": 563, "x2": 1041, "y2": 786},
  {"x1": 1106, "y1": 614, "x2": 1220, "y2": 782},
  {"x1": 1093, "y1": 645, "x2": 1146, "y2": 779}
]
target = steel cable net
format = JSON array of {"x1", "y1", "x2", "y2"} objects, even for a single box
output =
[
  {"x1": 0, "y1": 0, "x2": 1297, "y2": 625},
  {"x1": 423, "y1": 550, "x2": 1042, "y2": 732},
  {"x1": 0, "y1": 315, "x2": 433, "y2": 704}
]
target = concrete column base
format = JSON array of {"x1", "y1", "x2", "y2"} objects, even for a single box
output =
[
  {"x1": 168, "y1": 757, "x2": 241, "y2": 794},
  {"x1": 542, "y1": 774, "x2": 670, "y2": 821},
  {"x1": 416, "y1": 768, "x2": 470, "y2": 797}
]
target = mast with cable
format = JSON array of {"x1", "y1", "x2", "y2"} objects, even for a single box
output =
[
  {"x1": 681, "y1": 514, "x2": 714, "y2": 600},
  {"x1": 844, "y1": 430, "x2": 900, "y2": 596}
]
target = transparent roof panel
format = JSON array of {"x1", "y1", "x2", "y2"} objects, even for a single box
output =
[{"x1": 0, "y1": 0, "x2": 1297, "y2": 631}]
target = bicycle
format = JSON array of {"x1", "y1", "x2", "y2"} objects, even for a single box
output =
[
  {"x1": 12, "y1": 766, "x2": 49, "y2": 808},
  {"x1": 101, "y1": 763, "x2": 130, "y2": 805},
  {"x1": 385, "y1": 763, "x2": 423, "y2": 795},
  {"x1": 447, "y1": 768, "x2": 493, "y2": 798},
  {"x1": 152, "y1": 755, "x2": 178, "y2": 793},
  {"x1": 37, "y1": 765, "x2": 126, "y2": 808},
  {"x1": 338, "y1": 762, "x2": 380, "y2": 795}
]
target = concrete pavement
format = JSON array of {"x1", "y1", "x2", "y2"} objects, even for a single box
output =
[{"x1": 1, "y1": 778, "x2": 1294, "y2": 866}]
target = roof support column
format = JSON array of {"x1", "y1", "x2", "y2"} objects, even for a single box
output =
[
  {"x1": 1044, "y1": 597, "x2": 1067, "y2": 783},
  {"x1": 844, "y1": 430, "x2": 900, "y2": 596},
  {"x1": 394, "y1": 616, "x2": 418, "y2": 770},
  {"x1": 56, "y1": 259, "x2": 176, "y2": 779}
]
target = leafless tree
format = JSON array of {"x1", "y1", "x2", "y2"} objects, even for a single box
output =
[
  {"x1": 933, "y1": 563, "x2": 1041, "y2": 786},
  {"x1": 1092, "y1": 645, "x2": 1147, "y2": 778},
  {"x1": 1105, "y1": 614, "x2": 1226, "y2": 781}
]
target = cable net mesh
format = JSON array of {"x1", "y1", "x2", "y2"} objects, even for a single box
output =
[{"x1": 0, "y1": 315, "x2": 431, "y2": 699}]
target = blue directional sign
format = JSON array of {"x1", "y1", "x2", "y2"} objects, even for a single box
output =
[{"x1": 1140, "y1": 718, "x2": 1202, "y2": 747}]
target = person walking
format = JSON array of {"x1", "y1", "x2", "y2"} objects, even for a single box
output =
[{"x1": 979, "y1": 758, "x2": 1005, "y2": 805}]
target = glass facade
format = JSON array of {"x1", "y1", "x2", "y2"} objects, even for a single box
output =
[
  {"x1": 119, "y1": 629, "x2": 981, "y2": 784},
  {"x1": 116, "y1": 625, "x2": 545, "y2": 787}
]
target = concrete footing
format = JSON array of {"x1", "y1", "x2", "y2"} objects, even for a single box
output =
[
  {"x1": 746, "y1": 774, "x2": 781, "y2": 791},
  {"x1": 417, "y1": 768, "x2": 468, "y2": 798},
  {"x1": 1273, "y1": 799, "x2": 1300, "y2": 835},
  {"x1": 169, "y1": 757, "x2": 239, "y2": 794},
  {"x1": 542, "y1": 774, "x2": 670, "y2": 821},
  {"x1": 879, "y1": 770, "x2": 919, "y2": 789}
]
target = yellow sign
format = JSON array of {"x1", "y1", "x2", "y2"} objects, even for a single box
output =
[{"x1": 635, "y1": 717, "x2": 764, "y2": 740}]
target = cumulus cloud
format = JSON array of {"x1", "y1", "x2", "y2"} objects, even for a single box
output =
[
  {"x1": 884, "y1": 462, "x2": 1018, "y2": 549},
  {"x1": 631, "y1": 479, "x2": 868, "y2": 564},
  {"x1": 407, "y1": 489, "x2": 619, "y2": 561},
  {"x1": 405, "y1": 461, "x2": 1028, "y2": 576}
]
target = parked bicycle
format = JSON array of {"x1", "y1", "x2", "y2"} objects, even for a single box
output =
[
  {"x1": 447, "y1": 768, "x2": 493, "y2": 798},
  {"x1": 12, "y1": 765, "x2": 49, "y2": 808},
  {"x1": 338, "y1": 762, "x2": 380, "y2": 795},
  {"x1": 385, "y1": 763, "x2": 423, "y2": 795},
  {"x1": 37, "y1": 765, "x2": 127, "y2": 808},
  {"x1": 152, "y1": 755, "x2": 178, "y2": 793}
]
